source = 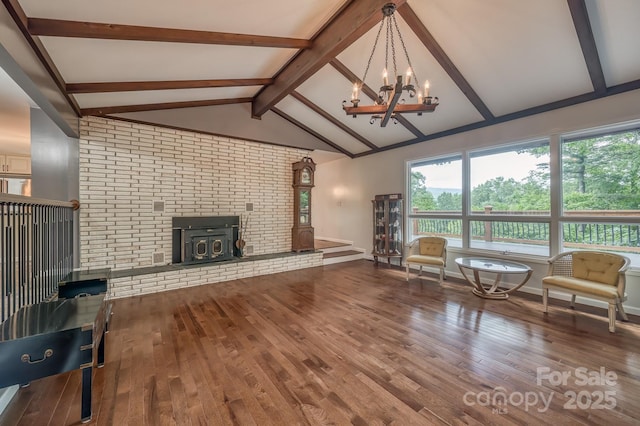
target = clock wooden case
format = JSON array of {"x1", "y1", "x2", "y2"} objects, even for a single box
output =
[{"x1": 292, "y1": 157, "x2": 315, "y2": 252}]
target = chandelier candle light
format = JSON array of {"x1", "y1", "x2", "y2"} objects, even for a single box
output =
[{"x1": 343, "y1": 2, "x2": 439, "y2": 127}]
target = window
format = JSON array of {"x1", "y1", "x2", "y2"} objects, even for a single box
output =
[
  {"x1": 409, "y1": 155, "x2": 462, "y2": 213},
  {"x1": 408, "y1": 156, "x2": 462, "y2": 247},
  {"x1": 560, "y1": 128, "x2": 640, "y2": 263},
  {"x1": 407, "y1": 124, "x2": 640, "y2": 264},
  {"x1": 468, "y1": 142, "x2": 550, "y2": 255},
  {"x1": 562, "y1": 130, "x2": 640, "y2": 214},
  {"x1": 469, "y1": 143, "x2": 550, "y2": 215}
]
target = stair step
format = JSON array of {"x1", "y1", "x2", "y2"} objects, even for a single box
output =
[
  {"x1": 315, "y1": 238, "x2": 365, "y2": 265},
  {"x1": 315, "y1": 239, "x2": 350, "y2": 250},
  {"x1": 322, "y1": 250, "x2": 363, "y2": 259}
]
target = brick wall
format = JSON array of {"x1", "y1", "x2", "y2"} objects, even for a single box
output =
[
  {"x1": 79, "y1": 117, "x2": 321, "y2": 297},
  {"x1": 109, "y1": 254, "x2": 321, "y2": 299}
]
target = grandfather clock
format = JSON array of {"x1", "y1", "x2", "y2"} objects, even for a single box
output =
[{"x1": 292, "y1": 157, "x2": 315, "y2": 252}]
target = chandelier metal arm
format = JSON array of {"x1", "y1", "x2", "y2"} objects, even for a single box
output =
[{"x1": 381, "y1": 76, "x2": 402, "y2": 126}]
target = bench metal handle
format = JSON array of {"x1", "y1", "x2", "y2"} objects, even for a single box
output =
[{"x1": 21, "y1": 349, "x2": 53, "y2": 364}]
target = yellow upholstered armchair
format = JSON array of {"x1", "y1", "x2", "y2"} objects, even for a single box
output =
[
  {"x1": 406, "y1": 237, "x2": 447, "y2": 283},
  {"x1": 542, "y1": 251, "x2": 630, "y2": 332}
]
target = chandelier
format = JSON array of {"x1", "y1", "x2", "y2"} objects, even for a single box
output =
[{"x1": 343, "y1": 2, "x2": 439, "y2": 127}]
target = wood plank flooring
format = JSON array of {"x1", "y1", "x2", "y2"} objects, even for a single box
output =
[{"x1": 2, "y1": 260, "x2": 640, "y2": 425}]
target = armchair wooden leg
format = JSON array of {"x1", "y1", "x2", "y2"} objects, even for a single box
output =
[
  {"x1": 570, "y1": 294, "x2": 576, "y2": 309},
  {"x1": 438, "y1": 267, "x2": 443, "y2": 284},
  {"x1": 617, "y1": 299, "x2": 629, "y2": 321},
  {"x1": 542, "y1": 288, "x2": 549, "y2": 313},
  {"x1": 406, "y1": 263, "x2": 410, "y2": 281},
  {"x1": 608, "y1": 303, "x2": 616, "y2": 333}
]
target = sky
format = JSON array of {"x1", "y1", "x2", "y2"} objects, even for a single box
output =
[{"x1": 414, "y1": 151, "x2": 549, "y2": 189}]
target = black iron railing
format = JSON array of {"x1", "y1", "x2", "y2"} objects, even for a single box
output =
[
  {"x1": 1, "y1": 194, "x2": 74, "y2": 323},
  {"x1": 410, "y1": 214, "x2": 640, "y2": 252}
]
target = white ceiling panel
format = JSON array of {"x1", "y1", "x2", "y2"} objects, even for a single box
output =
[
  {"x1": 297, "y1": 65, "x2": 415, "y2": 147},
  {"x1": 409, "y1": 0, "x2": 594, "y2": 116},
  {"x1": 19, "y1": 0, "x2": 348, "y2": 39},
  {"x1": 39, "y1": 37, "x2": 297, "y2": 83},
  {"x1": 4, "y1": 0, "x2": 639, "y2": 156},
  {"x1": 587, "y1": 0, "x2": 640, "y2": 86},
  {"x1": 74, "y1": 86, "x2": 261, "y2": 109},
  {"x1": 276, "y1": 96, "x2": 370, "y2": 155}
]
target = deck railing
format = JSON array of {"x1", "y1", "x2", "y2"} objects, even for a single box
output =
[
  {"x1": 1, "y1": 194, "x2": 75, "y2": 323},
  {"x1": 410, "y1": 208, "x2": 640, "y2": 253}
]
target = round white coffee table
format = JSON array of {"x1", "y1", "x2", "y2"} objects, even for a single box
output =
[{"x1": 455, "y1": 257, "x2": 533, "y2": 299}]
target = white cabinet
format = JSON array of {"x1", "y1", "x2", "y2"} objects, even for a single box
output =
[{"x1": 0, "y1": 155, "x2": 31, "y2": 175}]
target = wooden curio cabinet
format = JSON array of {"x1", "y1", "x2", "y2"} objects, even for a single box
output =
[
  {"x1": 292, "y1": 157, "x2": 315, "y2": 252},
  {"x1": 372, "y1": 194, "x2": 403, "y2": 265}
]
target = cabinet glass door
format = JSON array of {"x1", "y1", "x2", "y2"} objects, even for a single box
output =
[
  {"x1": 388, "y1": 200, "x2": 402, "y2": 254},
  {"x1": 373, "y1": 200, "x2": 386, "y2": 254}
]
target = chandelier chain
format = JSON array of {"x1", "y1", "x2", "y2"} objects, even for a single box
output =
[
  {"x1": 392, "y1": 14, "x2": 418, "y2": 85},
  {"x1": 385, "y1": 17, "x2": 389, "y2": 77},
  {"x1": 388, "y1": 16, "x2": 397, "y2": 78},
  {"x1": 361, "y1": 17, "x2": 386, "y2": 89}
]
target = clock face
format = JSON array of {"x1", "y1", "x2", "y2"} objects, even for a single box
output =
[{"x1": 301, "y1": 168, "x2": 311, "y2": 184}]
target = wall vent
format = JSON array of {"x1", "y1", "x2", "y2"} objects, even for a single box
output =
[
  {"x1": 245, "y1": 245, "x2": 254, "y2": 255},
  {"x1": 153, "y1": 252, "x2": 165, "y2": 264},
  {"x1": 245, "y1": 202, "x2": 253, "y2": 212},
  {"x1": 153, "y1": 200, "x2": 165, "y2": 213}
]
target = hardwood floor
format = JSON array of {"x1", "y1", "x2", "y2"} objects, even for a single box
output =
[{"x1": 2, "y1": 260, "x2": 640, "y2": 425}]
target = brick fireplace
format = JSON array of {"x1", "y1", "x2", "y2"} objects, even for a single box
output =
[{"x1": 79, "y1": 117, "x2": 325, "y2": 299}]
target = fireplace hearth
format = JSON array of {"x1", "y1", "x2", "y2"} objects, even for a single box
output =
[{"x1": 172, "y1": 216, "x2": 240, "y2": 265}]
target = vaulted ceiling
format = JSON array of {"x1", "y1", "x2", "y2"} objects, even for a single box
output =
[{"x1": 3, "y1": 0, "x2": 640, "y2": 159}]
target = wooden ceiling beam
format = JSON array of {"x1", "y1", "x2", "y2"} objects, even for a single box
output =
[
  {"x1": 66, "y1": 78, "x2": 273, "y2": 94},
  {"x1": 27, "y1": 18, "x2": 311, "y2": 49},
  {"x1": 81, "y1": 97, "x2": 252, "y2": 116},
  {"x1": 291, "y1": 91, "x2": 378, "y2": 151},
  {"x1": 2, "y1": 0, "x2": 82, "y2": 116},
  {"x1": 330, "y1": 59, "x2": 424, "y2": 138},
  {"x1": 271, "y1": 107, "x2": 354, "y2": 158},
  {"x1": 251, "y1": 0, "x2": 407, "y2": 118},
  {"x1": 567, "y1": 0, "x2": 607, "y2": 95},
  {"x1": 397, "y1": 3, "x2": 494, "y2": 121}
]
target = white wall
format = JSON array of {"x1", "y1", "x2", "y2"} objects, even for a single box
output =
[{"x1": 314, "y1": 89, "x2": 640, "y2": 314}]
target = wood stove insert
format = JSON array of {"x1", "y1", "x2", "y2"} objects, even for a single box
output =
[{"x1": 172, "y1": 216, "x2": 240, "y2": 265}]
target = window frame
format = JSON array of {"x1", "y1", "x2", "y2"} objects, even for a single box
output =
[
  {"x1": 556, "y1": 122, "x2": 640, "y2": 263},
  {"x1": 405, "y1": 120, "x2": 640, "y2": 264}
]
